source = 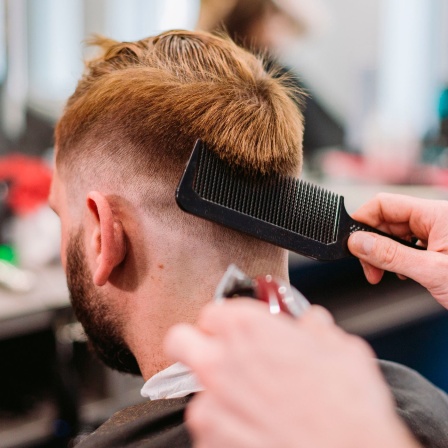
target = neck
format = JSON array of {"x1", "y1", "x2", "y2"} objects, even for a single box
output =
[{"x1": 121, "y1": 225, "x2": 289, "y2": 381}]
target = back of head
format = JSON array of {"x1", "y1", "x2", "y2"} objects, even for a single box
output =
[
  {"x1": 56, "y1": 29, "x2": 302, "y2": 175},
  {"x1": 55, "y1": 29, "x2": 303, "y2": 270}
]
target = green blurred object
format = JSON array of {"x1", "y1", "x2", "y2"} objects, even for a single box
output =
[
  {"x1": 421, "y1": 88, "x2": 448, "y2": 169},
  {"x1": 439, "y1": 87, "x2": 448, "y2": 119},
  {"x1": 0, "y1": 244, "x2": 18, "y2": 265}
]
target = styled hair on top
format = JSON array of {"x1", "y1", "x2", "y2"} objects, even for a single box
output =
[{"x1": 55, "y1": 29, "x2": 303, "y2": 182}]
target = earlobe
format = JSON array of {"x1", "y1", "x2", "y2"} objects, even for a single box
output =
[{"x1": 86, "y1": 191, "x2": 126, "y2": 286}]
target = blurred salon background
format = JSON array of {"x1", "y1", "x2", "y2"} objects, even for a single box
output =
[{"x1": 0, "y1": 0, "x2": 447, "y2": 447}]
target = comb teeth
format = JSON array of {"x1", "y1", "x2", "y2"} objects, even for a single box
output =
[{"x1": 194, "y1": 147, "x2": 341, "y2": 244}]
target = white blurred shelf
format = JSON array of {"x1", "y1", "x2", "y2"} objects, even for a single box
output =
[{"x1": 0, "y1": 264, "x2": 69, "y2": 340}]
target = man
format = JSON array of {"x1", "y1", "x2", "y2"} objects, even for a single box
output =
[
  {"x1": 51, "y1": 30, "x2": 446, "y2": 446},
  {"x1": 166, "y1": 193, "x2": 448, "y2": 448},
  {"x1": 50, "y1": 29, "x2": 303, "y2": 446}
]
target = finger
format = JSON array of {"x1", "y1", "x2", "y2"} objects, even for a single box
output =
[
  {"x1": 197, "y1": 299, "x2": 290, "y2": 338},
  {"x1": 351, "y1": 193, "x2": 417, "y2": 226},
  {"x1": 359, "y1": 259, "x2": 384, "y2": 284},
  {"x1": 351, "y1": 193, "x2": 438, "y2": 241},
  {"x1": 301, "y1": 305, "x2": 334, "y2": 325},
  {"x1": 348, "y1": 231, "x2": 444, "y2": 288},
  {"x1": 298, "y1": 306, "x2": 342, "y2": 342},
  {"x1": 164, "y1": 323, "x2": 215, "y2": 368}
]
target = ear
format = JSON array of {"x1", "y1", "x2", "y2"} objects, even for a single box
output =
[{"x1": 86, "y1": 191, "x2": 126, "y2": 286}]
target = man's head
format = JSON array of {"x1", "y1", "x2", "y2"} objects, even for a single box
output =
[{"x1": 50, "y1": 30, "x2": 304, "y2": 378}]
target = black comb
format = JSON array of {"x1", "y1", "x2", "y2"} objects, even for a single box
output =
[{"x1": 176, "y1": 140, "x2": 423, "y2": 261}]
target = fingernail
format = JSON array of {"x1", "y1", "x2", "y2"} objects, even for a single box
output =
[{"x1": 351, "y1": 232, "x2": 376, "y2": 255}]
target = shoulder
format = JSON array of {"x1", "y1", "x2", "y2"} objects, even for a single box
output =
[
  {"x1": 379, "y1": 360, "x2": 448, "y2": 447},
  {"x1": 74, "y1": 396, "x2": 192, "y2": 448}
]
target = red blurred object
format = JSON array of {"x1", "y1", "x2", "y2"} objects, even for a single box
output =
[
  {"x1": 0, "y1": 154, "x2": 52, "y2": 215},
  {"x1": 321, "y1": 149, "x2": 448, "y2": 187},
  {"x1": 254, "y1": 275, "x2": 310, "y2": 317},
  {"x1": 255, "y1": 275, "x2": 293, "y2": 315}
]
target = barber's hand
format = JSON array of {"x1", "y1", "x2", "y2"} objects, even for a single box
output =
[
  {"x1": 348, "y1": 193, "x2": 448, "y2": 308},
  {"x1": 165, "y1": 300, "x2": 418, "y2": 448}
]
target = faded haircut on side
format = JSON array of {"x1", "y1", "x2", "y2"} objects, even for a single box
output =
[{"x1": 54, "y1": 29, "x2": 304, "y2": 227}]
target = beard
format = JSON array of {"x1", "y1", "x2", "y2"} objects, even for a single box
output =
[{"x1": 65, "y1": 228, "x2": 141, "y2": 375}]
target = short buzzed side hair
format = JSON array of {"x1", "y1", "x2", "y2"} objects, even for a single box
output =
[{"x1": 55, "y1": 30, "x2": 303, "y2": 185}]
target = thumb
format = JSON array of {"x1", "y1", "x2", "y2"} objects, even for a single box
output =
[{"x1": 348, "y1": 232, "x2": 432, "y2": 287}]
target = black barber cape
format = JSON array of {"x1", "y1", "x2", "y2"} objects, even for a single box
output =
[
  {"x1": 74, "y1": 395, "x2": 192, "y2": 448},
  {"x1": 75, "y1": 361, "x2": 448, "y2": 447}
]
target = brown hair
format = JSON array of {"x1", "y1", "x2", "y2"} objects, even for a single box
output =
[{"x1": 55, "y1": 29, "x2": 303, "y2": 183}]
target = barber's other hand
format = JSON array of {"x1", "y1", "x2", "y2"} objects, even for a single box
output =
[
  {"x1": 165, "y1": 300, "x2": 418, "y2": 448},
  {"x1": 348, "y1": 193, "x2": 448, "y2": 308}
]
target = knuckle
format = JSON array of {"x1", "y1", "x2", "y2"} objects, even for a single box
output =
[
  {"x1": 229, "y1": 307, "x2": 258, "y2": 336},
  {"x1": 437, "y1": 256, "x2": 448, "y2": 275},
  {"x1": 308, "y1": 305, "x2": 334, "y2": 325},
  {"x1": 442, "y1": 257, "x2": 448, "y2": 275},
  {"x1": 196, "y1": 349, "x2": 221, "y2": 375},
  {"x1": 346, "y1": 335, "x2": 374, "y2": 358},
  {"x1": 425, "y1": 257, "x2": 448, "y2": 291},
  {"x1": 374, "y1": 192, "x2": 391, "y2": 207},
  {"x1": 380, "y1": 241, "x2": 400, "y2": 268},
  {"x1": 374, "y1": 192, "x2": 388, "y2": 202},
  {"x1": 300, "y1": 307, "x2": 335, "y2": 334},
  {"x1": 228, "y1": 309, "x2": 246, "y2": 331},
  {"x1": 198, "y1": 303, "x2": 221, "y2": 326}
]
